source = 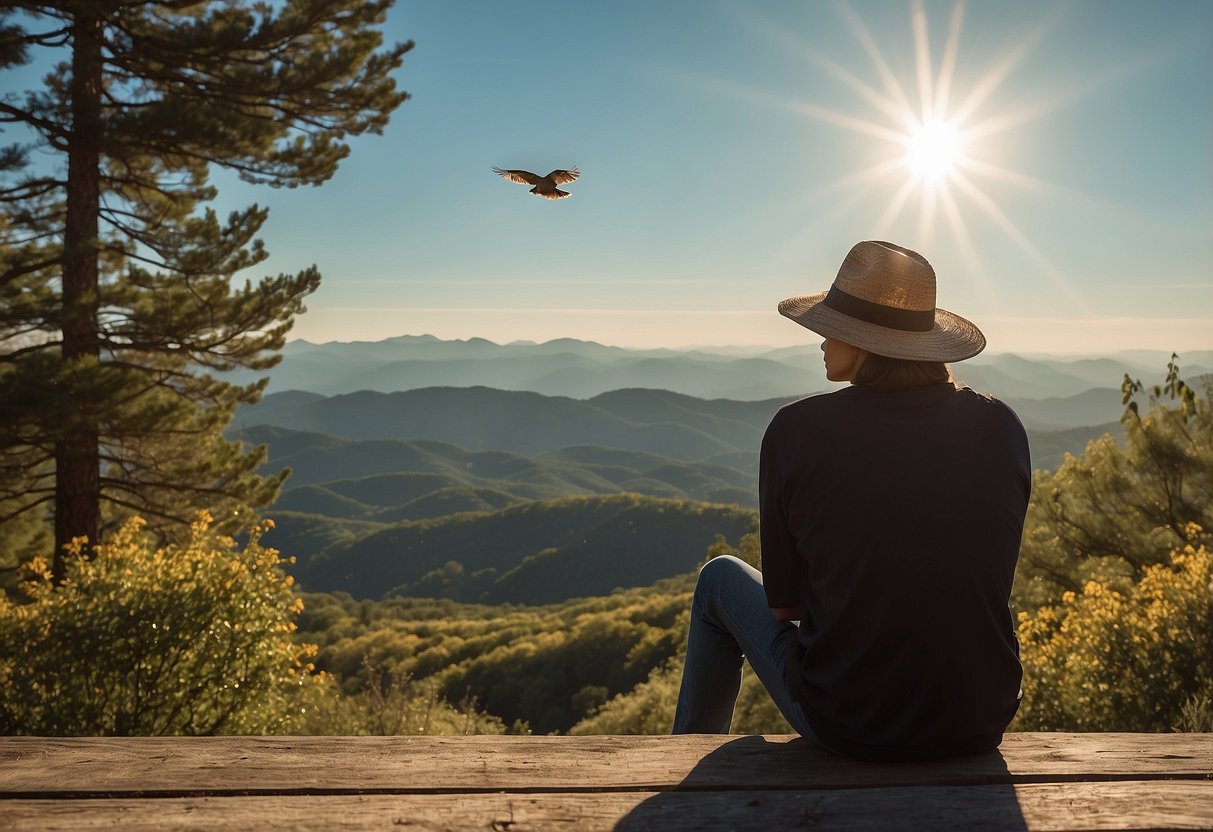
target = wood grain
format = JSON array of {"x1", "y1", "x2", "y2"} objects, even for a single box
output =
[
  {"x1": 2, "y1": 733, "x2": 1210, "y2": 796},
  {"x1": 4, "y1": 781, "x2": 1212, "y2": 831}
]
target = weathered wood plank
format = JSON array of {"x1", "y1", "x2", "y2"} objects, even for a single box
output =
[
  {"x1": 4, "y1": 782, "x2": 1212, "y2": 831},
  {"x1": 2, "y1": 734, "x2": 1209, "y2": 796}
]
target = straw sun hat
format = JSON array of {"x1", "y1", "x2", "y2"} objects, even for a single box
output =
[{"x1": 778, "y1": 240, "x2": 986, "y2": 363}]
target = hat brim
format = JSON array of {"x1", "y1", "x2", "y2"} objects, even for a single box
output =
[{"x1": 779, "y1": 292, "x2": 986, "y2": 363}]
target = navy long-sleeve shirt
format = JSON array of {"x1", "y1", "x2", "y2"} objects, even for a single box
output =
[{"x1": 759, "y1": 382, "x2": 1031, "y2": 761}]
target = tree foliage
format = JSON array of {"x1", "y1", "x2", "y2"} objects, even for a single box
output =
[
  {"x1": 289, "y1": 526, "x2": 797, "y2": 736},
  {"x1": 569, "y1": 530, "x2": 789, "y2": 735},
  {"x1": 0, "y1": 1, "x2": 412, "y2": 576},
  {"x1": 1014, "y1": 356, "x2": 1213, "y2": 612},
  {"x1": 0, "y1": 512, "x2": 318, "y2": 735},
  {"x1": 1014, "y1": 530, "x2": 1212, "y2": 731},
  {"x1": 1010, "y1": 357, "x2": 1213, "y2": 730},
  {"x1": 569, "y1": 658, "x2": 791, "y2": 736}
]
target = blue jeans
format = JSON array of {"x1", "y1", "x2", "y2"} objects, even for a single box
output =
[{"x1": 672, "y1": 555, "x2": 823, "y2": 744}]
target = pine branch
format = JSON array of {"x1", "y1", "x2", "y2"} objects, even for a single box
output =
[
  {"x1": 0, "y1": 493, "x2": 53, "y2": 524},
  {"x1": 0, "y1": 339, "x2": 61, "y2": 363},
  {"x1": 0, "y1": 254, "x2": 63, "y2": 287},
  {"x1": 0, "y1": 177, "x2": 64, "y2": 200},
  {"x1": 0, "y1": 101, "x2": 67, "y2": 139}
]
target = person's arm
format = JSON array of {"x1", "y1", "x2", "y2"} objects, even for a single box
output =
[{"x1": 759, "y1": 415, "x2": 803, "y2": 611}]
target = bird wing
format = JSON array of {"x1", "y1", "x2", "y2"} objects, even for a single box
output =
[
  {"x1": 546, "y1": 167, "x2": 580, "y2": 185},
  {"x1": 493, "y1": 166, "x2": 541, "y2": 185}
]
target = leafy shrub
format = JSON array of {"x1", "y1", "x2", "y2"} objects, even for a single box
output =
[
  {"x1": 1014, "y1": 530, "x2": 1213, "y2": 731},
  {"x1": 0, "y1": 513, "x2": 318, "y2": 735}
]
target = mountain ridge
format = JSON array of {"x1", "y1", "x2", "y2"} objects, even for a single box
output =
[{"x1": 225, "y1": 335, "x2": 1211, "y2": 401}]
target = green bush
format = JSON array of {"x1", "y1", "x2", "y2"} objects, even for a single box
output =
[
  {"x1": 0, "y1": 513, "x2": 318, "y2": 735},
  {"x1": 1014, "y1": 530, "x2": 1213, "y2": 731}
]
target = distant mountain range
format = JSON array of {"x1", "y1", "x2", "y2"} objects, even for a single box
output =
[
  {"x1": 232, "y1": 385, "x2": 1123, "y2": 468},
  {"x1": 234, "y1": 383, "x2": 1122, "y2": 601},
  {"x1": 232, "y1": 388, "x2": 777, "y2": 459},
  {"x1": 226, "y1": 334, "x2": 1212, "y2": 403},
  {"x1": 228, "y1": 338, "x2": 1210, "y2": 604}
]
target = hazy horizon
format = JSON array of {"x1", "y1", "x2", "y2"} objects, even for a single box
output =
[{"x1": 283, "y1": 330, "x2": 1211, "y2": 360}]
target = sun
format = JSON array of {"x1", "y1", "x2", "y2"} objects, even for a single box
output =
[
  {"x1": 721, "y1": 0, "x2": 1077, "y2": 276},
  {"x1": 698, "y1": 0, "x2": 1101, "y2": 308},
  {"x1": 904, "y1": 119, "x2": 964, "y2": 183}
]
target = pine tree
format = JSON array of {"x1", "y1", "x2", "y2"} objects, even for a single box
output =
[{"x1": 0, "y1": 1, "x2": 412, "y2": 579}]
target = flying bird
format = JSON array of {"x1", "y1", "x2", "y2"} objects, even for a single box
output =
[{"x1": 492, "y1": 166, "x2": 580, "y2": 199}]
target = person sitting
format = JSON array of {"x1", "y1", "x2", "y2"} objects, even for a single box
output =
[{"x1": 672, "y1": 240, "x2": 1031, "y2": 762}]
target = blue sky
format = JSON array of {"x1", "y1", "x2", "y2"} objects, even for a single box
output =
[{"x1": 152, "y1": 1, "x2": 1213, "y2": 352}]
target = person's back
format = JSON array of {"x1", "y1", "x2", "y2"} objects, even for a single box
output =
[
  {"x1": 761, "y1": 381, "x2": 1030, "y2": 760},
  {"x1": 673, "y1": 240, "x2": 1031, "y2": 761}
]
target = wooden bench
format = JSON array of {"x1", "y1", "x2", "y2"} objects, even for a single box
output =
[{"x1": 1, "y1": 733, "x2": 1210, "y2": 830}]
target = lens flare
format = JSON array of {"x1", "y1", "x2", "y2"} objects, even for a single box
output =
[
  {"x1": 905, "y1": 119, "x2": 963, "y2": 182},
  {"x1": 712, "y1": 0, "x2": 1087, "y2": 304}
]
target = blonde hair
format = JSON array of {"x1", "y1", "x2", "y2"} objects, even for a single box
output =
[{"x1": 852, "y1": 353, "x2": 953, "y2": 391}]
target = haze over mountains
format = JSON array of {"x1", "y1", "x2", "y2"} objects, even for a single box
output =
[
  {"x1": 230, "y1": 334, "x2": 1212, "y2": 404},
  {"x1": 232, "y1": 336, "x2": 1209, "y2": 603}
]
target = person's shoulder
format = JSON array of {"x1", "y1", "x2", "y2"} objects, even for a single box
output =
[
  {"x1": 951, "y1": 385, "x2": 1027, "y2": 431},
  {"x1": 765, "y1": 388, "x2": 857, "y2": 444},
  {"x1": 772, "y1": 388, "x2": 853, "y2": 420},
  {"x1": 950, "y1": 384, "x2": 1012, "y2": 410}
]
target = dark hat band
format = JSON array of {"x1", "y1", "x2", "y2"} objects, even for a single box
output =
[{"x1": 822, "y1": 285, "x2": 935, "y2": 332}]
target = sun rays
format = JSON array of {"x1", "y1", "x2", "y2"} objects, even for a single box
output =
[
  {"x1": 835, "y1": 0, "x2": 1049, "y2": 255},
  {"x1": 721, "y1": 0, "x2": 1088, "y2": 305}
]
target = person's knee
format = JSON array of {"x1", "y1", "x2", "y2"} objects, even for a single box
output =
[{"x1": 696, "y1": 555, "x2": 748, "y2": 598}]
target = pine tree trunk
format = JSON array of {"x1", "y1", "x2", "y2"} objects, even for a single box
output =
[{"x1": 54, "y1": 12, "x2": 104, "y2": 581}]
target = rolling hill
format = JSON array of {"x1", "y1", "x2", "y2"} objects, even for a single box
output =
[
  {"x1": 234, "y1": 386, "x2": 1128, "y2": 477},
  {"x1": 237, "y1": 425, "x2": 758, "y2": 517},
  {"x1": 230, "y1": 387, "x2": 779, "y2": 458},
  {"x1": 294, "y1": 493, "x2": 756, "y2": 604}
]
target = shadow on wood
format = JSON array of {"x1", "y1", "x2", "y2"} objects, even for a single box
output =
[{"x1": 614, "y1": 735, "x2": 1028, "y2": 831}]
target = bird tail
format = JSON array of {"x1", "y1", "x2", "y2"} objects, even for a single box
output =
[{"x1": 533, "y1": 187, "x2": 571, "y2": 200}]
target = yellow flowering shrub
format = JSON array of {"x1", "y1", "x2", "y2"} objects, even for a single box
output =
[
  {"x1": 0, "y1": 513, "x2": 320, "y2": 735},
  {"x1": 1014, "y1": 530, "x2": 1213, "y2": 731}
]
